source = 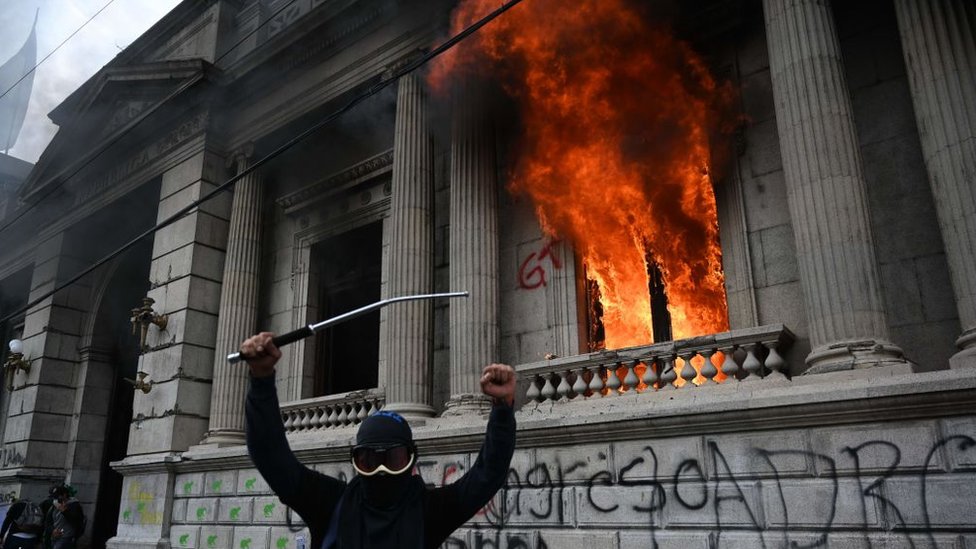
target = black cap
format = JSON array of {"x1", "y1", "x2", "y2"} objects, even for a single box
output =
[{"x1": 355, "y1": 410, "x2": 413, "y2": 448}]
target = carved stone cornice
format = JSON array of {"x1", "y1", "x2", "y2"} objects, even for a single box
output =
[
  {"x1": 276, "y1": 149, "x2": 393, "y2": 214},
  {"x1": 69, "y1": 110, "x2": 211, "y2": 207},
  {"x1": 380, "y1": 48, "x2": 428, "y2": 82}
]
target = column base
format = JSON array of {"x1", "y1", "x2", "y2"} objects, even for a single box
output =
[
  {"x1": 193, "y1": 429, "x2": 246, "y2": 449},
  {"x1": 804, "y1": 339, "x2": 914, "y2": 375},
  {"x1": 441, "y1": 393, "x2": 492, "y2": 416},
  {"x1": 950, "y1": 329, "x2": 976, "y2": 369},
  {"x1": 382, "y1": 402, "x2": 436, "y2": 422}
]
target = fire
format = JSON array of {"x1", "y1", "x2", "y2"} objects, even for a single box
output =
[{"x1": 432, "y1": 0, "x2": 733, "y2": 347}]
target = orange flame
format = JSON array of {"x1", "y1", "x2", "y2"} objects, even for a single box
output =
[{"x1": 432, "y1": 0, "x2": 733, "y2": 347}]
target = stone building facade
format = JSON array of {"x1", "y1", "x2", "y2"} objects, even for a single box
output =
[{"x1": 0, "y1": 0, "x2": 973, "y2": 548}]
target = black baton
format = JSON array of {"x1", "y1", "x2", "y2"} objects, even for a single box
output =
[{"x1": 227, "y1": 291, "x2": 469, "y2": 363}]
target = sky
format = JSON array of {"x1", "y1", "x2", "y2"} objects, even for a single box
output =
[{"x1": 0, "y1": 0, "x2": 182, "y2": 163}]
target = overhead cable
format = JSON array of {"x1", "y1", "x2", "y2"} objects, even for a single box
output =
[
  {"x1": 0, "y1": 0, "x2": 118, "y2": 103},
  {"x1": 0, "y1": 0, "x2": 302, "y2": 237},
  {"x1": 0, "y1": 0, "x2": 524, "y2": 326}
]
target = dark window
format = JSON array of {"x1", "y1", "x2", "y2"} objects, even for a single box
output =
[{"x1": 313, "y1": 221, "x2": 382, "y2": 395}]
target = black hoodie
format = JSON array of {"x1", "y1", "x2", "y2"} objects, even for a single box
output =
[{"x1": 245, "y1": 375, "x2": 516, "y2": 549}]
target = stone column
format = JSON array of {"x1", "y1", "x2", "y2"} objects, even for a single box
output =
[
  {"x1": 202, "y1": 145, "x2": 264, "y2": 445},
  {"x1": 763, "y1": 0, "x2": 909, "y2": 373},
  {"x1": 383, "y1": 72, "x2": 436, "y2": 419},
  {"x1": 894, "y1": 0, "x2": 976, "y2": 369},
  {"x1": 445, "y1": 80, "x2": 499, "y2": 414}
]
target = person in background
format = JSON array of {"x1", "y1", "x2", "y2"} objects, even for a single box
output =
[
  {"x1": 42, "y1": 486, "x2": 81, "y2": 549},
  {"x1": 0, "y1": 494, "x2": 42, "y2": 549}
]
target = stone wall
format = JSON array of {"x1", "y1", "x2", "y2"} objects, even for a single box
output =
[{"x1": 152, "y1": 369, "x2": 976, "y2": 549}]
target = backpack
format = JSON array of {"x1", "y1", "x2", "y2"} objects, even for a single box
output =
[{"x1": 13, "y1": 501, "x2": 43, "y2": 531}]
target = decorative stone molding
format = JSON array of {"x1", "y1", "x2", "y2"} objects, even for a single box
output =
[
  {"x1": 276, "y1": 150, "x2": 393, "y2": 215},
  {"x1": 71, "y1": 110, "x2": 211, "y2": 207}
]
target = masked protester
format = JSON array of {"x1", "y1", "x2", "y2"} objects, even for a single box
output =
[
  {"x1": 43, "y1": 485, "x2": 82, "y2": 549},
  {"x1": 241, "y1": 332, "x2": 516, "y2": 549}
]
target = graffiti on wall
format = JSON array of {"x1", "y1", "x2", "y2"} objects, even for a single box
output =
[
  {"x1": 259, "y1": 427, "x2": 976, "y2": 548},
  {"x1": 434, "y1": 433, "x2": 976, "y2": 549},
  {"x1": 0, "y1": 447, "x2": 25, "y2": 468},
  {"x1": 121, "y1": 481, "x2": 163, "y2": 525},
  {"x1": 518, "y1": 240, "x2": 563, "y2": 290}
]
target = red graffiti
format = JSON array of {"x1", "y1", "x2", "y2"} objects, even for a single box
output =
[
  {"x1": 518, "y1": 239, "x2": 563, "y2": 290},
  {"x1": 442, "y1": 464, "x2": 461, "y2": 485}
]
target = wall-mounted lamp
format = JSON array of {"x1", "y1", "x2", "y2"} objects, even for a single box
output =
[
  {"x1": 4, "y1": 339, "x2": 33, "y2": 390},
  {"x1": 130, "y1": 297, "x2": 167, "y2": 353},
  {"x1": 124, "y1": 371, "x2": 153, "y2": 394}
]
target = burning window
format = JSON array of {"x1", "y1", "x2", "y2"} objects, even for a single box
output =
[{"x1": 433, "y1": 0, "x2": 735, "y2": 349}]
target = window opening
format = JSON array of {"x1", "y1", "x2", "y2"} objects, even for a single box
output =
[{"x1": 313, "y1": 221, "x2": 383, "y2": 396}]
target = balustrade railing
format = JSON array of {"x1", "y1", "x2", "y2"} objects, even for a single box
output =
[
  {"x1": 518, "y1": 324, "x2": 794, "y2": 407},
  {"x1": 280, "y1": 389, "x2": 385, "y2": 434}
]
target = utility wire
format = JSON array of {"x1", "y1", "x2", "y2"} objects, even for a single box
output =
[
  {"x1": 0, "y1": 0, "x2": 117, "y2": 103},
  {"x1": 0, "y1": 0, "x2": 524, "y2": 326},
  {"x1": 0, "y1": 0, "x2": 302, "y2": 238}
]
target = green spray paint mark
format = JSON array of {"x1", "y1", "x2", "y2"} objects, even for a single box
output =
[
  {"x1": 263, "y1": 503, "x2": 275, "y2": 518},
  {"x1": 196, "y1": 507, "x2": 207, "y2": 520},
  {"x1": 275, "y1": 537, "x2": 288, "y2": 549},
  {"x1": 182, "y1": 481, "x2": 194, "y2": 494},
  {"x1": 229, "y1": 507, "x2": 241, "y2": 520},
  {"x1": 179, "y1": 534, "x2": 190, "y2": 546},
  {"x1": 244, "y1": 478, "x2": 256, "y2": 490},
  {"x1": 240, "y1": 539, "x2": 252, "y2": 549},
  {"x1": 207, "y1": 534, "x2": 218, "y2": 548},
  {"x1": 122, "y1": 509, "x2": 131, "y2": 521},
  {"x1": 211, "y1": 479, "x2": 223, "y2": 492},
  {"x1": 136, "y1": 502, "x2": 146, "y2": 512}
]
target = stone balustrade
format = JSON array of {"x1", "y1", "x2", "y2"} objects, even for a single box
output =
[
  {"x1": 280, "y1": 390, "x2": 385, "y2": 434},
  {"x1": 518, "y1": 324, "x2": 794, "y2": 406}
]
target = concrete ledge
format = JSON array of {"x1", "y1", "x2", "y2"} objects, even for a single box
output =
[{"x1": 162, "y1": 368, "x2": 976, "y2": 471}]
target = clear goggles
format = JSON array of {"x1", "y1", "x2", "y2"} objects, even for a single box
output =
[{"x1": 351, "y1": 445, "x2": 415, "y2": 476}]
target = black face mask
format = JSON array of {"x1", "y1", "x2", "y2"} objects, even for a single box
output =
[
  {"x1": 361, "y1": 471, "x2": 412, "y2": 508},
  {"x1": 339, "y1": 474, "x2": 426, "y2": 549}
]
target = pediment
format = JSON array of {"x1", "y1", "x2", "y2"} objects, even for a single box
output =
[{"x1": 21, "y1": 59, "x2": 208, "y2": 202}]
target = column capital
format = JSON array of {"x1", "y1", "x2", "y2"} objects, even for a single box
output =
[
  {"x1": 381, "y1": 49, "x2": 428, "y2": 82},
  {"x1": 225, "y1": 142, "x2": 256, "y2": 170}
]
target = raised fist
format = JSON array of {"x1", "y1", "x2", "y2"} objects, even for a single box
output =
[{"x1": 480, "y1": 363, "x2": 517, "y2": 407}]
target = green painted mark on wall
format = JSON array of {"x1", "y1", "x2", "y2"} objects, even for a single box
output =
[
  {"x1": 182, "y1": 481, "x2": 194, "y2": 494},
  {"x1": 229, "y1": 507, "x2": 241, "y2": 520},
  {"x1": 244, "y1": 478, "x2": 256, "y2": 490},
  {"x1": 136, "y1": 502, "x2": 146, "y2": 512},
  {"x1": 196, "y1": 507, "x2": 207, "y2": 520},
  {"x1": 240, "y1": 539, "x2": 252, "y2": 549},
  {"x1": 263, "y1": 503, "x2": 275, "y2": 518},
  {"x1": 122, "y1": 509, "x2": 131, "y2": 521},
  {"x1": 179, "y1": 534, "x2": 190, "y2": 546},
  {"x1": 275, "y1": 537, "x2": 288, "y2": 549},
  {"x1": 207, "y1": 534, "x2": 218, "y2": 548},
  {"x1": 211, "y1": 479, "x2": 222, "y2": 492}
]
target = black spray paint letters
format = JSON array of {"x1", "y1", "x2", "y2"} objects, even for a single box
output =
[{"x1": 436, "y1": 434, "x2": 976, "y2": 549}]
